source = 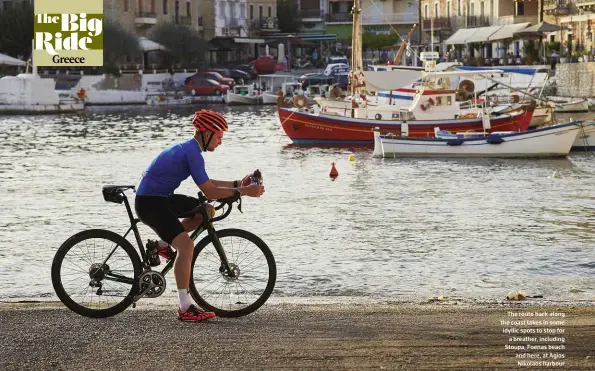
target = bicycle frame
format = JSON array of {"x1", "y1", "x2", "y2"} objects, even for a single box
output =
[{"x1": 97, "y1": 191, "x2": 235, "y2": 286}]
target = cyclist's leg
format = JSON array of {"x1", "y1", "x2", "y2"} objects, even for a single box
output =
[
  {"x1": 181, "y1": 205, "x2": 215, "y2": 232},
  {"x1": 167, "y1": 194, "x2": 215, "y2": 232},
  {"x1": 135, "y1": 196, "x2": 215, "y2": 319}
]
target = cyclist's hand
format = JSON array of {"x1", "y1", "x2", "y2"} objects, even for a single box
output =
[
  {"x1": 240, "y1": 174, "x2": 252, "y2": 187},
  {"x1": 241, "y1": 184, "x2": 265, "y2": 197}
]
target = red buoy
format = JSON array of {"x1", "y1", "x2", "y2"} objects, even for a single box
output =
[{"x1": 329, "y1": 162, "x2": 339, "y2": 179}]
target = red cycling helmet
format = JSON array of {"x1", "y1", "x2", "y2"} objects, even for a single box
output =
[{"x1": 192, "y1": 109, "x2": 228, "y2": 133}]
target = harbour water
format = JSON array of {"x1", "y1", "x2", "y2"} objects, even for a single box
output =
[{"x1": 0, "y1": 105, "x2": 593, "y2": 303}]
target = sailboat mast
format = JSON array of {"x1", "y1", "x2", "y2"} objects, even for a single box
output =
[{"x1": 350, "y1": 0, "x2": 362, "y2": 96}]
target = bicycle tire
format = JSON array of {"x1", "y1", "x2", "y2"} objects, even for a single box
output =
[
  {"x1": 51, "y1": 229, "x2": 142, "y2": 318},
  {"x1": 189, "y1": 228, "x2": 276, "y2": 317}
]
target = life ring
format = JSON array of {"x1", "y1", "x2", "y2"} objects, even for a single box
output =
[
  {"x1": 420, "y1": 104, "x2": 427, "y2": 111},
  {"x1": 375, "y1": 113, "x2": 382, "y2": 120},
  {"x1": 76, "y1": 88, "x2": 87, "y2": 99},
  {"x1": 428, "y1": 97, "x2": 435, "y2": 106}
]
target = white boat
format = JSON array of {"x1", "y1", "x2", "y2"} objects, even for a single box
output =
[
  {"x1": 262, "y1": 81, "x2": 304, "y2": 105},
  {"x1": 0, "y1": 73, "x2": 84, "y2": 114},
  {"x1": 572, "y1": 121, "x2": 595, "y2": 150},
  {"x1": 373, "y1": 121, "x2": 588, "y2": 158},
  {"x1": 259, "y1": 75, "x2": 301, "y2": 104},
  {"x1": 146, "y1": 94, "x2": 193, "y2": 106},
  {"x1": 226, "y1": 84, "x2": 262, "y2": 105},
  {"x1": 551, "y1": 97, "x2": 589, "y2": 113}
]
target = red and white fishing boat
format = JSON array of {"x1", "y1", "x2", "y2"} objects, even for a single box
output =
[{"x1": 278, "y1": 104, "x2": 533, "y2": 145}]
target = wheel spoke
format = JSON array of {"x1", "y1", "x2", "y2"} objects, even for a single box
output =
[
  {"x1": 53, "y1": 233, "x2": 139, "y2": 316},
  {"x1": 191, "y1": 230, "x2": 275, "y2": 316}
]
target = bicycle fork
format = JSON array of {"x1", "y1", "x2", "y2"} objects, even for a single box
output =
[{"x1": 202, "y1": 226, "x2": 236, "y2": 280}]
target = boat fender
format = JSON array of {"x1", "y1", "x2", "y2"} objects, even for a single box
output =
[
  {"x1": 446, "y1": 139, "x2": 464, "y2": 146},
  {"x1": 486, "y1": 135, "x2": 504, "y2": 144},
  {"x1": 375, "y1": 113, "x2": 382, "y2": 120},
  {"x1": 420, "y1": 104, "x2": 427, "y2": 111},
  {"x1": 428, "y1": 97, "x2": 435, "y2": 106}
]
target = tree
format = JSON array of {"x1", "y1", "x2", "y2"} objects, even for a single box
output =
[
  {"x1": 277, "y1": 0, "x2": 301, "y2": 34},
  {"x1": 0, "y1": 2, "x2": 34, "y2": 60},
  {"x1": 103, "y1": 20, "x2": 142, "y2": 74},
  {"x1": 149, "y1": 22, "x2": 209, "y2": 68}
]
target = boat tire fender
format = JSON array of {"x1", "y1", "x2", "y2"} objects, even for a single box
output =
[
  {"x1": 375, "y1": 113, "x2": 382, "y2": 120},
  {"x1": 486, "y1": 135, "x2": 504, "y2": 144},
  {"x1": 446, "y1": 139, "x2": 464, "y2": 146}
]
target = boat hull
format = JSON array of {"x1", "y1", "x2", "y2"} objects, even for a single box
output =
[
  {"x1": 553, "y1": 98, "x2": 589, "y2": 113},
  {"x1": 227, "y1": 93, "x2": 262, "y2": 105},
  {"x1": 572, "y1": 122, "x2": 595, "y2": 150},
  {"x1": 278, "y1": 106, "x2": 533, "y2": 145},
  {"x1": 374, "y1": 122, "x2": 586, "y2": 158}
]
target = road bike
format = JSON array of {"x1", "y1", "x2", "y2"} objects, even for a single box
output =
[{"x1": 51, "y1": 185, "x2": 276, "y2": 318}]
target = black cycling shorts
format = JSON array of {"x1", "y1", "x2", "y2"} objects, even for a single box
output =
[{"x1": 134, "y1": 194, "x2": 200, "y2": 244}]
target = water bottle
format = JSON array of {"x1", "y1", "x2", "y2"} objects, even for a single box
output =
[{"x1": 251, "y1": 169, "x2": 262, "y2": 185}]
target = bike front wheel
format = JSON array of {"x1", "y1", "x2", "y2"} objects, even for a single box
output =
[
  {"x1": 51, "y1": 229, "x2": 142, "y2": 318},
  {"x1": 189, "y1": 228, "x2": 276, "y2": 317}
]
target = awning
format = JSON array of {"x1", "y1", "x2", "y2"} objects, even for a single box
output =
[
  {"x1": 234, "y1": 38, "x2": 265, "y2": 44},
  {"x1": 445, "y1": 28, "x2": 479, "y2": 45},
  {"x1": 138, "y1": 37, "x2": 168, "y2": 52},
  {"x1": 488, "y1": 23, "x2": 531, "y2": 41},
  {"x1": 363, "y1": 70, "x2": 422, "y2": 92},
  {"x1": 300, "y1": 34, "x2": 337, "y2": 42},
  {"x1": 465, "y1": 25, "x2": 503, "y2": 43},
  {"x1": 209, "y1": 37, "x2": 242, "y2": 51},
  {"x1": 0, "y1": 52, "x2": 26, "y2": 67}
]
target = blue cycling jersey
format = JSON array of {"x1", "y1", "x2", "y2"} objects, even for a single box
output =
[{"x1": 136, "y1": 138, "x2": 209, "y2": 196}]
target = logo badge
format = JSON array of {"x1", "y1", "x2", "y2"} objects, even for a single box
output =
[{"x1": 33, "y1": 0, "x2": 103, "y2": 66}]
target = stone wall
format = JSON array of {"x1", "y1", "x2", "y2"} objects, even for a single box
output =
[{"x1": 555, "y1": 62, "x2": 595, "y2": 98}]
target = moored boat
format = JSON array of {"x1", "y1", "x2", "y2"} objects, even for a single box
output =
[
  {"x1": 373, "y1": 121, "x2": 588, "y2": 158},
  {"x1": 278, "y1": 104, "x2": 533, "y2": 145}
]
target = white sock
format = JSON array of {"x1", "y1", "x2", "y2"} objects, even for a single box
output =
[
  {"x1": 178, "y1": 289, "x2": 192, "y2": 312},
  {"x1": 157, "y1": 240, "x2": 169, "y2": 248}
]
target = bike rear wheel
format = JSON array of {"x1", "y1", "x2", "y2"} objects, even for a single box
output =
[
  {"x1": 51, "y1": 229, "x2": 142, "y2": 318},
  {"x1": 189, "y1": 228, "x2": 276, "y2": 317}
]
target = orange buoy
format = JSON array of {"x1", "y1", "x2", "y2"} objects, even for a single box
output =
[{"x1": 329, "y1": 162, "x2": 338, "y2": 179}]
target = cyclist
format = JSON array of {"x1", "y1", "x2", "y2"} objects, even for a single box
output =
[{"x1": 135, "y1": 109, "x2": 265, "y2": 321}]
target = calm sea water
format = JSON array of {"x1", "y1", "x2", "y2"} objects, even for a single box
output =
[{"x1": 0, "y1": 105, "x2": 594, "y2": 304}]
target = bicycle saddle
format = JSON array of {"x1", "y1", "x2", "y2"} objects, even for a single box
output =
[{"x1": 102, "y1": 185, "x2": 135, "y2": 204}]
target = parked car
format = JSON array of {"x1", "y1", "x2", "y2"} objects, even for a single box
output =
[
  {"x1": 298, "y1": 73, "x2": 336, "y2": 89},
  {"x1": 324, "y1": 63, "x2": 350, "y2": 77},
  {"x1": 251, "y1": 55, "x2": 276, "y2": 74},
  {"x1": 206, "y1": 68, "x2": 251, "y2": 83},
  {"x1": 236, "y1": 64, "x2": 258, "y2": 78},
  {"x1": 185, "y1": 77, "x2": 229, "y2": 96},
  {"x1": 328, "y1": 55, "x2": 349, "y2": 67},
  {"x1": 185, "y1": 71, "x2": 235, "y2": 87}
]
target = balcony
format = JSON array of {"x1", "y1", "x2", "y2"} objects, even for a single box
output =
[
  {"x1": 326, "y1": 12, "x2": 352, "y2": 23},
  {"x1": 135, "y1": 12, "x2": 157, "y2": 27},
  {"x1": 361, "y1": 13, "x2": 419, "y2": 25},
  {"x1": 466, "y1": 15, "x2": 490, "y2": 28},
  {"x1": 577, "y1": 0, "x2": 595, "y2": 12},
  {"x1": 180, "y1": 15, "x2": 192, "y2": 26},
  {"x1": 495, "y1": 14, "x2": 538, "y2": 26},
  {"x1": 249, "y1": 17, "x2": 279, "y2": 32},
  {"x1": 300, "y1": 9, "x2": 324, "y2": 21},
  {"x1": 422, "y1": 17, "x2": 457, "y2": 31},
  {"x1": 543, "y1": 0, "x2": 570, "y2": 16},
  {"x1": 328, "y1": 12, "x2": 418, "y2": 25}
]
